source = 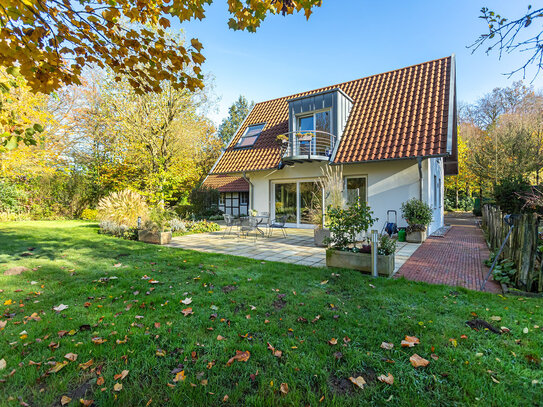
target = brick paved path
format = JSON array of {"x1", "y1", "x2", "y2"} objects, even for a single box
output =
[{"x1": 395, "y1": 215, "x2": 502, "y2": 293}]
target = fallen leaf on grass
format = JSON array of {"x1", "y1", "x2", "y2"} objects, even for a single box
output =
[
  {"x1": 91, "y1": 337, "x2": 106, "y2": 345},
  {"x1": 223, "y1": 395, "x2": 229, "y2": 402},
  {"x1": 0, "y1": 359, "x2": 6, "y2": 370},
  {"x1": 79, "y1": 359, "x2": 93, "y2": 370},
  {"x1": 97, "y1": 377, "x2": 104, "y2": 386},
  {"x1": 156, "y1": 349, "x2": 166, "y2": 357},
  {"x1": 53, "y1": 304, "x2": 69, "y2": 312},
  {"x1": 377, "y1": 373, "x2": 394, "y2": 385},
  {"x1": 64, "y1": 353, "x2": 78, "y2": 362},
  {"x1": 328, "y1": 338, "x2": 337, "y2": 345},
  {"x1": 490, "y1": 316, "x2": 501, "y2": 321},
  {"x1": 114, "y1": 370, "x2": 129, "y2": 380},
  {"x1": 181, "y1": 297, "x2": 192, "y2": 305},
  {"x1": 0, "y1": 320, "x2": 7, "y2": 329},
  {"x1": 226, "y1": 350, "x2": 250, "y2": 366},
  {"x1": 430, "y1": 353, "x2": 439, "y2": 361},
  {"x1": 381, "y1": 342, "x2": 394, "y2": 350},
  {"x1": 60, "y1": 395, "x2": 72, "y2": 405},
  {"x1": 280, "y1": 383, "x2": 289, "y2": 394},
  {"x1": 113, "y1": 383, "x2": 122, "y2": 392},
  {"x1": 491, "y1": 376, "x2": 500, "y2": 384},
  {"x1": 48, "y1": 361, "x2": 68, "y2": 373},
  {"x1": 349, "y1": 376, "x2": 366, "y2": 389},
  {"x1": 401, "y1": 336, "x2": 420, "y2": 348},
  {"x1": 173, "y1": 370, "x2": 186, "y2": 382},
  {"x1": 410, "y1": 354, "x2": 429, "y2": 368},
  {"x1": 80, "y1": 399, "x2": 94, "y2": 406},
  {"x1": 181, "y1": 308, "x2": 193, "y2": 316},
  {"x1": 217, "y1": 335, "x2": 225, "y2": 341}
]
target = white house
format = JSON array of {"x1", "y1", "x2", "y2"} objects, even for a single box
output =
[{"x1": 204, "y1": 56, "x2": 458, "y2": 235}]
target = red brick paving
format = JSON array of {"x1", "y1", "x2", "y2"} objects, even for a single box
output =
[{"x1": 395, "y1": 215, "x2": 502, "y2": 293}]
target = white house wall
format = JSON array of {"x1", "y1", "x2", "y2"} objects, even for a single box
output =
[{"x1": 247, "y1": 158, "x2": 444, "y2": 234}]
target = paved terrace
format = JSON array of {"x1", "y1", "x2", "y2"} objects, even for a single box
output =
[{"x1": 167, "y1": 228, "x2": 420, "y2": 273}]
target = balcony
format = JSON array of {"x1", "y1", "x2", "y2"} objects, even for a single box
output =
[{"x1": 279, "y1": 130, "x2": 337, "y2": 165}]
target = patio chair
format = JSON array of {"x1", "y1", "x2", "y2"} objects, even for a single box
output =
[
  {"x1": 239, "y1": 216, "x2": 259, "y2": 242},
  {"x1": 268, "y1": 215, "x2": 288, "y2": 238},
  {"x1": 222, "y1": 214, "x2": 237, "y2": 238}
]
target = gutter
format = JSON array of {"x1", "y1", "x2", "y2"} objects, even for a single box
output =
[
  {"x1": 417, "y1": 157, "x2": 423, "y2": 201},
  {"x1": 242, "y1": 171, "x2": 254, "y2": 211},
  {"x1": 446, "y1": 54, "x2": 456, "y2": 155}
]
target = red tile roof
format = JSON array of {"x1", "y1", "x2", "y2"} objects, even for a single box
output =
[
  {"x1": 211, "y1": 56, "x2": 454, "y2": 174},
  {"x1": 203, "y1": 174, "x2": 249, "y2": 192}
]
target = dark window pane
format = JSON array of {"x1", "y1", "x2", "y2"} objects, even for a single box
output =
[
  {"x1": 346, "y1": 177, "x2": 367, "y2": 205},
  {"x1": 274, "y1": 183, "x2": 296, "y2": 223}
]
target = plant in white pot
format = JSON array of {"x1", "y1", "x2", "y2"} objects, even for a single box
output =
[
  {"x1": 313, "y1": 166, "x2": 345, "y2": 247},
  {"x1": 400, "y1": 198, "x2": 433, "y2": 243}
]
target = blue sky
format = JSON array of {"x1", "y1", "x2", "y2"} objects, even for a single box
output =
[{"x1": 179, "y1": 1, "x2": 542, "y2": 124}]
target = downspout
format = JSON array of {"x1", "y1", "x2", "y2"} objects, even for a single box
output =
[
  {"x1": 242, "y1": 171, "x2": 254, "y2": 211},
  {"x1": 417, "y1": 157, "x2": 423, "y2": 201}
]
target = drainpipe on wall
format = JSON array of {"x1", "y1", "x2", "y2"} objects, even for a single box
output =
[
  {"x1": 417, "y1": 157, "x2": 423, "y2": 201},
  {"x1": 242, "y1": 172, "x2": 254, "y2": 211}
]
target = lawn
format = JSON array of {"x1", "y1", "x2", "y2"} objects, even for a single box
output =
[{"x1": 0, "y1": 221, "x2": 541, "y2": 406}]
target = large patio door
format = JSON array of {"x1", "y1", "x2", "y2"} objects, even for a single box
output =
[{"x1": 273, "y1": 180, "x2": 322, "y2": 228}]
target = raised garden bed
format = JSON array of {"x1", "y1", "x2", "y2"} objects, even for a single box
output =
[{"x1": 326, "y1": 249, "x2": 395, "y2": 276}]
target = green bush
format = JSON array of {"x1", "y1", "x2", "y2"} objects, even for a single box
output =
[
  {"x1": 377, "y1": 234, "x2": 396, "y2": 256},
  {"x1": 80, "y1": 208, "x2": 98, "y2": 220},
  {"x1": 326, "y1": 201, "x2": 377, "y2": 250},
  {"x1": 491, "y1": 259, "x2": 517, "y2": 285},
  {"x1": 493, "y1": 176, "x2": 531, "y2": 214},
  {"x1": 174, "y1": 204, "x2": 194, "y2": 219},
  {"x1": 0, "y1": 180, "x2": 23, "y2": 213},
  {"x1": 188, "y1": 186, "x2": 220, "y2": 217},
  {"x1": 401, "y1": 198, "x2": 433, "y2": 231}
]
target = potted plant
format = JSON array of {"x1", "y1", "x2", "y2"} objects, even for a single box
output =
[
  {"x1": 138, "y1": 207, "x2": 174, "y2": 245},
  {"x1": 313, "y1": 166, "x2": 345, "y2": 246},
  {"x1": 325, "y1": 201, "x2": 394, "y2": 276},
  {"x1": 400, "y1": 198, "x2": 433, "y2": 243}
]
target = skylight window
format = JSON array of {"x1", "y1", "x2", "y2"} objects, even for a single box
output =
[{"x1": 235, "y1": 123, "x2": 265, "y2": 148}]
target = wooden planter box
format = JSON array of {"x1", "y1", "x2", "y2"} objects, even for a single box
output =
[
  {"x1": 314, "y1": 228, "x2": 330, "y2": 247},
  {"x1": 138, "y1": 230, "x2": 172, "y2": 245},
  {"x1": 326, "y1": 249, "x2": 395, "y2": 277},
  {"x1": 406, "y1": 230, "x2": 427, "y2": 243}
]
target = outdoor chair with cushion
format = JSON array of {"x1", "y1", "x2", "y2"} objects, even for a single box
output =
[
  {"x1": 222, "y1": 214, "x2": 238, "y2": 238},
  {"x1": 268, "y1": 215, "x2": 288, "y2": 238}
]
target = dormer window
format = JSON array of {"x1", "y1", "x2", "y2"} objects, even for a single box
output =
[{"x1": 235, "y1": 123, "x2": 265, "y2": 148}]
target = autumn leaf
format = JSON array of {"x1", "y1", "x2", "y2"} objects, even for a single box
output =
[
  {"x1": 380, "y1": 342, "x2": 394, "y2": 350},
  {"x1": 401, "y1": 335, "x2": 420, "y2": 347},
  {"x1": 113, "y1": 383, "x2": 122, "y2": 392},
  {"x1": 181, "y1": 307, "x2": 193, "y2": 316},
  {"x1": 91, "y1": 337, "x2": 106, "y2": 345},
  {"x1": 181, "y1": 297, "x2": 192, "y2": 305},
  {"x1": 79, "y1": 359, "x2": 93, "y2": 370},
  {"x1": 79, "y1": 400, "x2": 94, "y2": 406},
  {"x1": 0, "y1": 320, "x2": 7, "y2": 329},
  {"x1": 280, "y1": 382, "x2": 289, "y2": 395},
  {"x1": 0, "y1": 359, "x2": 6, "y2": 370},
  {"x1": 48, "y1": 361, "x2": 68, "y2": 373},
  {"x1": 53, "y1": 304, "x2": 69, "y2": 312},
  {"x1": 96, "y1": 376, "x2": 104, "y2": 386},
  {"x1": 349, "y1": 376, "x2": 366, "y2": 389},
  {"x1": 173, "y1": 370, "x2": 186, "y2": 382},
  {"x1": 64, "y1": 353, "x2": 78, "y2": 362},
  {"x1": 328, "y1": 338, "x2": 337, "y2": 345},
  {"x1": 156, "y1": 349, "x2": 166, "y2": 357},
  {"x1": 217, "y1": 335, "x2": 225, "y2": 341},
  {"x1": 60, "y1": 395, "x2": 72, "y2": 405},
  {"x1": 377, "y1": 373, "x2": 394, "y2": 385},
  {"x1": 410, "y1": 354, "x2": 430, "y2": 368},
  {"x1": 114, "y1": 370, "x2": 129, "y2": 380},
  {"x1": 226, "y1": 350, "x2": 250, "y2": 366}
]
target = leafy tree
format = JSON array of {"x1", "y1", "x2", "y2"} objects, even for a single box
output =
[
  {"x1": 471, "y1": 5, "x2": 543, "y2": 78},
  {"x1": 493, "y1": 176, "x2": 532, "y2": 214},
  {"x1": 218, "y1": 95, "x2": 254, "y2": 144},
  {"x1": 444, "y1": 133, "x2": 476, "y2": 207},
  {"x1": 0, "y1": 0, "x2": 322, "y2": 94}
]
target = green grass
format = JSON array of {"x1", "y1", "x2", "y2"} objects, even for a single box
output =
[{"x1": 0, "y1": 221, "x2": 542, "y2": 406}]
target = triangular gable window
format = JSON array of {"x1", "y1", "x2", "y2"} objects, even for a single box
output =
[{"x1": 235, "y1": 123, "x2": 265, "y2": 148}]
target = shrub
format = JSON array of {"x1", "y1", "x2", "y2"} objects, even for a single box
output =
[
  {"x1": 492, "y1": 259, "x2": 517, "y2": 285},
  {"x1": 187, "y1": 220, "x2": 221, "y2": 233},
  {"x1": 493, "y1": 176, "x2": 531, "y2": 214},
  {"x1": 188, "y1": 186, "x2": 220, "y2": 217},
  {"x1": 377, "y1": 234, "x2": 396, "y2": 256},
  {"x1": 174, "y1": 204, "x2": 194, "y2": 219},
  {"x1": 169, "y1": 218, "x2": 187, "y2": 233},
  {"x1": 0, "y1": 180, "x2": 23, "y2": 213},
  {"x1": 401, "y1": 198, "x2": 433, "y2": 231},
  {"x1": 143, "y1": 207, "x2": 176, "y2": 232},
  {"x1": 97, "y1": 189, "x2": 148, "y2": 228},
  {"x1": 326, "y1": 201, "x2": 377, "y2": 250},
  {"x1": 80, "y1": 208, "x2": 98, "y2": 220},
  {"x1": 99, "y1": 220, "x2": 138, "y2": 240}
]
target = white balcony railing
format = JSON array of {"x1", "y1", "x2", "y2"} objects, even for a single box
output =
[{"x1": 279, "y1": 130, "x2": 336, "y2": 161}]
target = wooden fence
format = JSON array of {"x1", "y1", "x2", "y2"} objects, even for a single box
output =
[{"x1": 482, "y1": 205, "x2": 542, "y2": 292}]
